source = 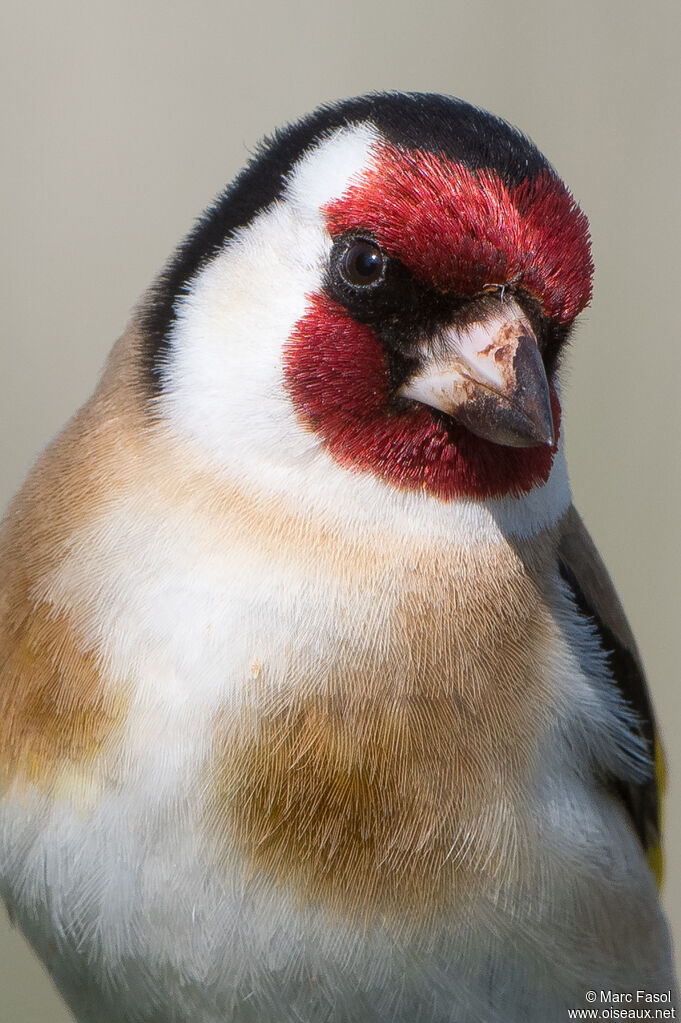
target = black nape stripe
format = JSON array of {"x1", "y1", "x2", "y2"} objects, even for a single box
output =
[{"x1": 140, "y1": 92, "x2": 552, "y2": 395}]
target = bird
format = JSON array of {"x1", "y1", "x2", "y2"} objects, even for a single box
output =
[{"x1": 0, "y1": 92, "x2": 676, "y2": 1023}]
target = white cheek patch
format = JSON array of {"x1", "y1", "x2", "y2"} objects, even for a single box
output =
[
  {"x1": 159, "y1": 200, "x2": 328, "y2": 480},
  {"x1": 284, "y1": 122, "x2": 380, "y2": 217},
  {"x1": 158, "y1": 122, "x2": 381, "y2": 491}
]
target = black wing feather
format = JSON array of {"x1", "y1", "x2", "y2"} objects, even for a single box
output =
[{"x1": 558, "y1": 508, "x2": 660, "y2": 858}]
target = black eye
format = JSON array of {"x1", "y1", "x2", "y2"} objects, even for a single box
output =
[{"x1": 339, "y1": 240, "x2": 386, "y2": 287}]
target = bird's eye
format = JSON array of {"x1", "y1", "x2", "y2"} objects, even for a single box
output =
[{"x1": 339, "y1": 240, "x2": 386, "y2": 287}]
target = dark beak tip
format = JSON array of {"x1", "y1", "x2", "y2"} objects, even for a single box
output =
[
  {"x1": 456, "y1": 395, "x2": 556, "y2": 450},
  {"x1": 524, "y1": 406, "x2": 556, "y2": 448},
  {"x1": 527, "y1": 429, "x2": 556, "y2": 449}
]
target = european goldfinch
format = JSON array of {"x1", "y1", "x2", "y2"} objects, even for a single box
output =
[{"x1": 0, "y1": 93, "x2": 676, "y2": 1022}]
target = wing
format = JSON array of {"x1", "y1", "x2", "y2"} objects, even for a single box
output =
[{"x1": 557, "y1": 505, "x2": 664, "y2": 885}]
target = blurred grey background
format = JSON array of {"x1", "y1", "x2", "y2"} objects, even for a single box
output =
[{"x1": 1, "y1": 0, "x2": 680, "y2": 1017}]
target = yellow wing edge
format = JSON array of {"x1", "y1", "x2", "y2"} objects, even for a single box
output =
[{"x1": 648, "y1": 737, "x2": 666, "y2": 888}]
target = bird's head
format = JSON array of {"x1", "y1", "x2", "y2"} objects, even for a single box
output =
[{"x1": 141, "y1": 93, "x2": 592, "y2": 519}]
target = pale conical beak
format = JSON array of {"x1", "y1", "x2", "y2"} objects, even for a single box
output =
[{"x1": 398, "y1": 300, "x2": 555, "y2": 448}]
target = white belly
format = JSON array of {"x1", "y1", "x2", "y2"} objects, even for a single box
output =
[
  {"x1": 0, "y1": 496, "x2": 675, "y2": 1021},
  {"x1": 0, "y1": 769, "x2": 674, "y2": 1023}
]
